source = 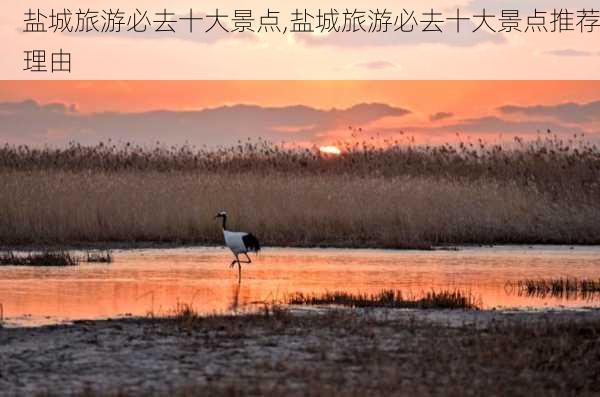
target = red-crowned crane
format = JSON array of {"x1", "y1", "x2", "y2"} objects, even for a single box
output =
[{"x1": 215, "y1": 211, "x2": 260, "y2": 282}]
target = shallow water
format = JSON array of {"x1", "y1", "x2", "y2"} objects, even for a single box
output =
[{"x1": 1, "y1": 246, "x2": 600, "y2": 327}]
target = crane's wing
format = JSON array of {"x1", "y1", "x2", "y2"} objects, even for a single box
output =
[{"x1": 242, "y1": 233, "x2": 261, "y2": 252}]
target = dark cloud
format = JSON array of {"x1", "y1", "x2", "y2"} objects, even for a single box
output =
[
  {"x1": 429, "y1": 112, "x2": 454, "y2": 122},
  {"x1": 0, "y1": 100, "x2": 410, "y2": 147},
  {"x1": 498, "y1": 100, "x2": 600, "y2": 123}
]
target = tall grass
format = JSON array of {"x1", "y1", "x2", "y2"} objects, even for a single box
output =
[
  {"x1": 85, "y1": 249, "x2": 113, "y2": 263},
  {"x1": 287, "y1": 289, "x2": 481, "y2": 310},
  {"x1": 0, "y1": 250, "x2": 111, "y2": 266},
  {"x1": 1, "y1": 134, "x2": 598, "y2": 189},
  {"x1": 0, "y1": 250, "x2": 79, "y2": 266},
  {"x1": 510, "y1": 278, "x2": 600, "y2": 300},
  {"x1": 0, "y1": 134, "x2": 598, "y2": 247}
]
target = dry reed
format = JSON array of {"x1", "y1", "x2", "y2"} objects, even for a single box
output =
[
  {"x1": 85, "y1": 250, "x2": 113, "y2": 263},
  {"x1": 287, "y1": 289, "x2": 480, "y2": 309},
  {"x1": 0, "y1": 250, "x2": 79, "y2": 266},
  {"x1": 0, "y1": 135, "x2": 598, "y2": 247},
  {"x1": 509, "y1": 278, "x2": 600, "y2": 300}
]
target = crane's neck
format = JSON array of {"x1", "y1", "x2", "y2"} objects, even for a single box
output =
[{"x1": 221, "y1": 215, "x2": 227, "y2": 230}]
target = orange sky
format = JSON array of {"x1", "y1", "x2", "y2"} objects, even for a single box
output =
[
  {"x1": 1, "y1": 81, "x2": 599, "y2": 147},
  {"x1": 2, "y1": 81, "x2": 600, "y2": 114}
]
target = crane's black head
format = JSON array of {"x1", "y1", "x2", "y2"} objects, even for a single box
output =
[
  {"x1": 215, "y1": 211, "x2": 227, "y2": 219},
  {"x1": 215, "y1": 211, "x2": 228, "y2": 229}
]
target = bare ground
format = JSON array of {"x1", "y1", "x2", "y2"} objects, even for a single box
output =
[{"x1": 1, "y1": 308, "x2": 600, "y2": 397}]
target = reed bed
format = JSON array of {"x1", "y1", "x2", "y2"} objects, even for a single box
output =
[
  {"x1": 287, "y1": 289, "x2": 481, "y2": 310},
  {"x1": 0, "y1": 135, "x2": 599, "y2": 247},
  {"x1": 0, "y1": 250, "x2": 79, "y2": 266},
  {"x1": 85, "y1": 250, "x2": 113, "y2": 263},
  {"x1": 167, "y1": 301, "x2": 289, "y2": 332},
  {"x1": 0, "y1": 249, "x2": 112, "y2": 266},
  {"x1": 1, "y1": 134, "x2": 598, "y2": 192},
  {"x1": 510, "y1": 278, "x2": 600, "y2": 300}
]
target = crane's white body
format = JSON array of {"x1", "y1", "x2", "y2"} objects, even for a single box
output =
[
  {"x1": 215, "y1": 211, "x2": 260, "y2": 283},
  {"x1": 223, "y1": 230, "x2": 250, "y2": 254}
]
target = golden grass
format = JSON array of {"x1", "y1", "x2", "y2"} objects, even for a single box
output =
[
  {"x1": 0, "y1": 135, "x2": 599, "y2": 247},
  {"x1": 2, "y1": 134, "x2": 599, "y2": 191},
  {"x1": 0, "y1": 170, "x2": 598, "y2": 247}
]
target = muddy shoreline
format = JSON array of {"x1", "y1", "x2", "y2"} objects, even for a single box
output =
[{"x1": 1, "y1": 308, "x2": 600, "y2": 396}]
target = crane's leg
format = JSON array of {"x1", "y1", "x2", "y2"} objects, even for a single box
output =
[
  {"x1": 235, "y1": 253, "x2": 252, "y2": 283},
  {"x1": 231, "y1": 254, "x2": 239, "y2": 268}
]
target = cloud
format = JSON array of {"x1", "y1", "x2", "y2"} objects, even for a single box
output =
[
  {"x1": 498, "y1": 100, "x2": 600, "y2": 123},
  {"x1": 545, "y1": 49, "x2": 598, "y2": 57},
  {"x1": 354, "y1": 61, "x2": 397, "y2": 70},
  {"x1": 0, "y1": 100, "x2": 410, "y2": 147},
  {"x1": 379, "y1": 115, "x2": 590, "y2": 141},
  {"x1": 0, "y1": 100, "x2": 75, "y2": 115},
  {"x1": 429, "y1": 112, "x2": 454, "y2": 122},
  {"x1": 417, "y1": 116, "x2": 588, "y2": 136}
]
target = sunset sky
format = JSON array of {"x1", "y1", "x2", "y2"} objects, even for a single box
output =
[
  {"x1": 4, "y1": 1, "x2": 599, "y2": 147},
  {"x1": 1, "y1": 81, "x2": 600, "y2": 147}
]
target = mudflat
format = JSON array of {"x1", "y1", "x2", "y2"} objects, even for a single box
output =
[{"x1": 1, "y1": 308, "x2": 599, "y2": 396}]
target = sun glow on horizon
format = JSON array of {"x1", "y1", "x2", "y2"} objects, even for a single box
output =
[{"x1": 319, "y1": 145, "x2": 342, "y2": 155}]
